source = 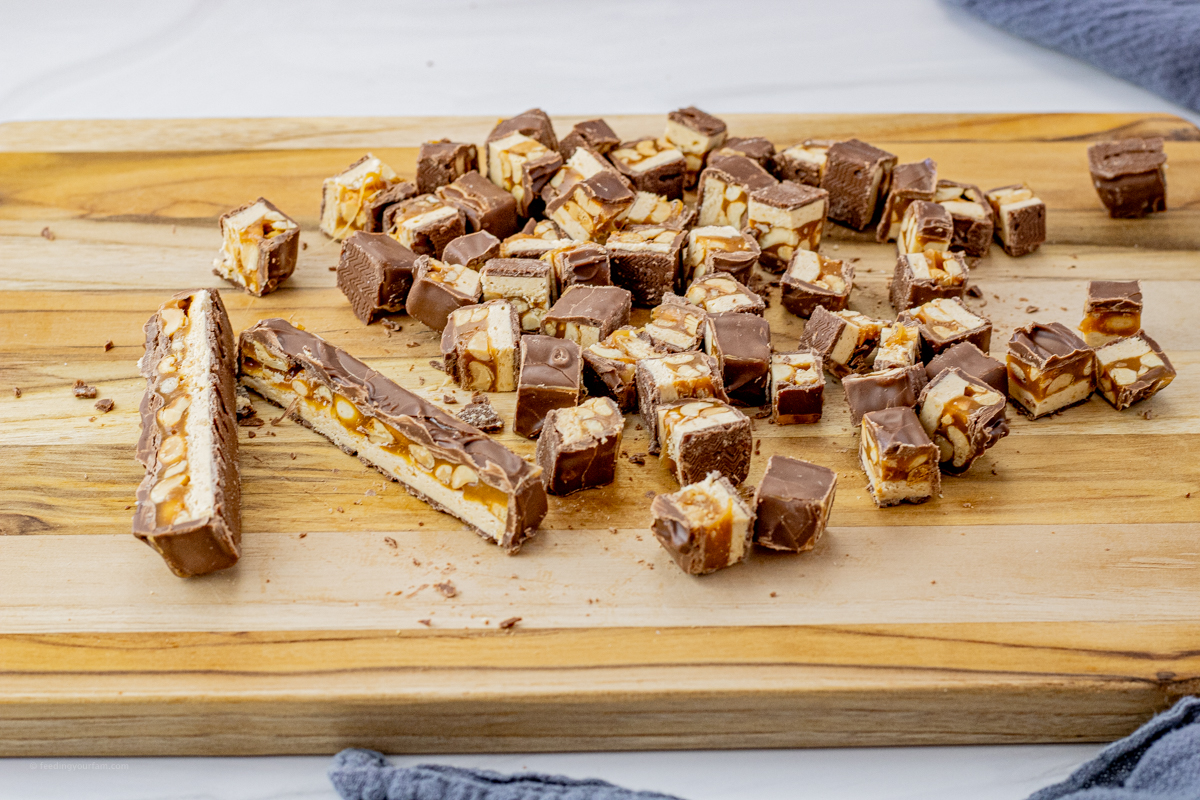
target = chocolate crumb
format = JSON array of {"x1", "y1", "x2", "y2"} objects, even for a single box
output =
[
  {"x1": 299, "y1": 533, "x2": 307, "y2": 538},
  {"x1": 40, "y1": 227, "x2": 55, "y2": 241},
  {"x1": 336, "y1": 506, "x2": 345, "y2": 513},
  {"x1": 430, "y1": 359, "x2": 444, "y2": 371},
  {"x1": 1025, "y1": 305, "x2": 1039, "y2": 314},
  {"x1": 634, "y1": 423, "x2": 643, "y2": 431},
  {"x1": 434, "y1": 581, "x2": 458, "y2": 598},
  {"x1": 328, "y1": 266, "x2": 337, "y2": 272},
  {"x1": 644, "y1": 490, "x2": 656, "y2": 499},
  {"x1": 442, "y1": 393, "x2": 458, "y2": 404},
  {"x1": 240, "y1": 417, "x2": 265, "y2": 427},
  {"x1": 384, "y1": 537, "x2": 398, "y2": 549},
  {"x1": 457, "y1": 397, "x2": 503, "y2": 432},
  {"x1": 382, "y1": 319, "x2": 402, "y2": 332},
  {"x1": 754, "y1": 439, "x2": 762, "y2": 456},
  {"x1": 289, "y1": 452, "x2": 296, "y2": 460},
  {"x1": 271, "y1": 398, "x2": 298, "y2": 425},
  {"x1": 499, "y1": 616, "x2": 521, "y2": 629},
  {"x1": 103, "y1": 340, "x2": 114, "y2": 352},
  {"x1": 770, "y1": 592, "x2": 777, "y2": 598},
  {"x1": 1142, "y1": 408, "x2": 1156, "y2": 420},
  {"x1": 418, "y1": 619, "x2": 432, "y2": 626},
  {"x1": 247, "y1": 431, "x2": 256, "y2": 438},
  {"x1": 753, "y1": 409, "x2": 771, "y2": 419},
  {"x1": 628, "y1": 453, "x2": 646, "y2": 466},
  {"x1": 13, "y1": 387, "x2": 21, "y2": 398},
  {"x1": 406, "y1": 341, "x2": 419, "y2": 348},
  {"x1": 413, "y1": 558, "x2": 421, "y2": 566},
  {"x1": 94, "y1": 398, "x2": 114, "y2": 413},
  {"x1": 72, "y1": 380, "x2": 98, "y2": 399},
  {"x1": 965, "y1": 285, "x2": 983, "y2": 299},
  {"x1": 124, "y1": 505, "x2": 132, "y2": 510},
  {"x1": 302, "y1": 241, "x2": 308, "y2": 251}
]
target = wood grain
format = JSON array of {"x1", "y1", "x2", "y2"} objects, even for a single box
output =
[{"x1": 0, "y1": 113, "x2": 1198, "y2": 756}]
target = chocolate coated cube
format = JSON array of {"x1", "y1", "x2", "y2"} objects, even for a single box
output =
[
  {"x1": 542, "y1": 285, "x2": 631, "y2": 347},
  {"x1": 890, "y1": 249, "x2": 969, "y2": 312},
  {"x1": 771, "y1": 350, "x2": 825, "y2": 424},
  {"x1": 753, "y1": 456, "x2": 837, "y2": 552},
  {"x1": 935, "y1": 180, "x2": 993, "y2": 258},
  {"x1": 843, "y1": 366, "x2": 926, "y2": 426},
  {"x1": 336, "y1": 232, "x2": 417, "y2": 324},
  {"x1": 682, "y1": 225, "x2": 760, "y2": 286},
  {"x1": 651, "y1": 472, "x2": 755, "y2": 575},
  {"x1": 1080, "y1": 280, "x2": 1142, "y2": 346},
  {"x1": 798, "y1": 306, "x2": 884, "y2": 378},
  {"x1": 583, "y1": 326, "x2": 660, "y2": 412},
  {"x1": 684, "y1": 273, "x2": 765, "y2": 316},
  {"x1": 1006, "y1": 322, "x2": 1095, "y2": 418},
  {"x1": 917, "y1": 367, "x2": 1008, "y2": 475},
  {"x1": 657, "y1": 398, "x2": 751, "y2": 486},
  {"x1": 821, "y1": 139, "x2": 897, "y2": 231},
  {"x1": 514, "y1": 335, "x2": 582, "y2": 439},
  {"x1": 417, "y1": 140, "x2": 478, "y2": 194},
  {"x1": 704, "y1": 312, "x2": 771, "y2": 407},
  {"x1": 405, "y1": 256, "x2": 482, "y2": 332},
  {"x1": 696, "y1": 154, "x2": 776, "y2": 229},
  {"x1": 609, "y1": 137, "x2": 687, "y2": 198},
  {"x1": 440, "y1": 300, "x2": 521, "y2": 393},
  {"x1": 644, "y1": 294, "x2": 707, "y2": 353},
  {"x1": 386, "y1": 193, "x2": 467, "y2": 258},
  {"x1": 436, "y1": 171, "x2": 520, "y2": 239},
  {"x1": 876, "y1": 159, "x2": 937, "y2": 243},
  {"x1": 1095, "y1": 331, "x2": 1175, "y2": 410},
  {"x1": 860, "y1": 407, "x2": 941, "y2": 507},
  {"x1": 536, "y1": 397, "x2": 623, "y2": 496},
  {"x1": 924, "y1": 342, "x2": 1006, "y2": 396},
  {"x1": 781, "y1": 250, "x2": 853, "y2": 318},
  {"x1": 1088, "y1": 137, "x2": 1167, "y2": 218},
  {"x1": 442, "y1": 231, "x2": 501, "y2": 269},
  {"x1": 899, "y1": 298, "x2": 992, "y2": 362},
  {"x1": 898, "y1": 200, "x2": 953, "y2": 255},
  {"x1": 636, "y1": 351, "x2": 728, "y2": 453},
  {"x1": 745, "y1": 181, "x2": 829, "y2": 272},
  {"x1": 607, "y1": 226, "x2": 686, "y2": 307},
  {"x1": 986, "y1": 184, "x2": 1046, "y2": 257}
]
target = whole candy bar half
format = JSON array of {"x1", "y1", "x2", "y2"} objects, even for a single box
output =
[
  {"x1": 925, "y1": 342, "x2": 1006, "y2": 396},
  {"x1": 542, "y1": 285, "x2": 631, "y2": 347},
  {"x1": 558, "y1": 118, "x2": 620, "y2": 160},
  {"x1": 770, "y1": 350, "x2": 825, "y2": 424},
  {"x1": 619, "y1": 191, "x2": 694, "y2": 230},
  {"x1": 1088, "y1": 137, "x2": 1167, "y2": 218},
  {"x1": 664, "y1": 106, "x2": 728, "y2": 188},
  {"x1": 682, "y1": 225, "x2": 760, "y2": 286},
  {"x1": 514, "y1": 335, "x2": 582, "y2": 439},
  {"x1": 874, "y1": 320, "x2": 921, "y2": 371},
  {"x1": 876, "y1": 159, "x2": 937, "y2": 243},
  {"x1": 1080, "y1": 280, "x2": 1142, "y2": 346},
  {"x1": 704, "y1": 312, "x2": 771, "y2": 407},
  {"x1": 545, "y1": 242, "x2": 612, "y2": 294},
  {"x1": 753, "y1": 456, "x2": 836, "y2": 552},
  {"x1": 898, "y1": 200, "x2": 953, "y2": 255},
  {"x1": 684, "y1": 273, "x2": 765, "y2": 316},
  {"x1": 485, "y1": 131, "x2": 563, "y2": 217},
  {"x1": 500, "y1": 219, "x2": 574, "y2": 259},
  {"x1": 842, "y1": 365, "x2": 926, "y2": 426},
  {"x1": 239, "y1": 319, "x2": 547, "y2": 551},
  {"x1": 935, "y1": 180, "x2": 993, "y2": 258},
  {"x1": 860, "y1": 407, "x2": 941, "y2": 507},
  {"x1": 320, "y1": 154, "x2": 402, "y2": 241},
  {"x1": 134, "y1": 289, "x2": 240, "y2": 577},
  {"x1": 417, "y1": 140, "x2": 478, "y2": 195},
  {"x1": 442, "y1": 231, "x2": 501, "y2": 269},
  {"x1": 986, "y1": 183, "x2": 1046, "y2": 257},
  {"x1": 899, "y1": 297, "x2": 992, "y2": 362},
  {"x1": 657, "y1": 398, "x2": 751, "y2": 486},
  {"x1": 405, "y1": 256, "x2": 482, "y2": 332},
  {"x1": 609, "y1": 137, "x2": 687, "y2": 198},
  {"x1": 717, "y1": 136, "x2": 776, "y2": 170},
  {"x1": 890, "y1": 249, "x2": 969, "y2": 312},
  {"x1": 696, "y1": 154, "x2": 776, "y2": 229},
  {"x1": 821, "y1": 139, "x2": 897, "y2": 231},
  {"x1": 547, "y1": 171, "x2": 635, "y2": 242},
  {"x1": 644, "y1": 294, "x2": 707, "y2": 353},
  {"x1": 440, "y1": 300, "x2": 521, "y2": 393},
  {"x1": 918, "y1": 367, "x2": 1008, "y2": 475},
  {"x1": 781, "y1": 250, "x2": 853, "y2": 318},
  {"x1": 536, "y1": 397, "x2": 623, "y2": 496},
  {"x1": 651, "y1": 471, "x2": 755, "y2": 576},
  {"x1": 212, "y1": 198, "x2": 299, "y2": 297},
  {"x1": 636, "y1": 351, "x2": 728, "y2": 454},
  {"x1": 607, "y1": 226, "x2": 686, "y2": 307},
  {"x1": 386, "y1": 193, "x2": 467, "y2": 258},
  {"x1": 480, "y1": 257, "x2": 553, "y2": 333},
  {"x1": 797, "y1": 306, "x2": 884, "y2": 378},
  {"x1": 436, "y1": 171, "x2": 521, "y2": 240},
  {"x1": 1094, "y1": 331, "x2": 1175, "y2": 410},
  {"x1": 336, "y1": 232, "x2": 417, "y2": 324},
  {"x1": 583, "y1": 326, "x2": 660, "y2": 412},
  {"x1": 745, "y1": 181, "x2": 829, "y2": 272},
  {"x1": 1006, "y1": 321, "x2": 1095, "y2": 419}
]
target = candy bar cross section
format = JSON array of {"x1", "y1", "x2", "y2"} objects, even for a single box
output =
[
  {"x1": 657, "y1": 398, "x2": 751, "y2": 486},
  {"x1": 745, "y1": 181, "x2": 829, "y2": 272},
  {"x1": 651, "y1": 472, "x2": 755, "y2": 576},
  {"x1": 890, "y1": 249, "x2": 969, "y2": 312},
  {"x1": 535, "y1": 397, "x2": 623, "y2": 496},
  {"x1": 917, "y1": 367, "x2": 1009, "y2": 475},
  {"x1": 774, "y1": 139, "x2": 835, "y2": 187},
  {"x1": 697, "y1": 153, "x2": 777, "y2": 230},
  {"x1": 797, "y1": 306, "x2": 884, "y2": 378},
  {"x1": 440, "y1": 300, "x2": 521, "y2": 393},
  {"x1": 874, "y1": 320, "x2": 921, "y2": 372},
  {"x1": 320, "y1": 154, "x2": 402, "y2": 241},
  {"x1": 644, "y1": 294, "x2": 707, "y2": 353},
  {"x1": 935, "y1": 180, "x2": 993, "y2": 258},
  {"x1": 542, "y1": 285, "x2": 632, "y2": 347},
  {"x1": 899, "y1": 297, "x2": 992, "y2": 362},
  {"x1": 636, "y1": 351, "x2": 728, "y2": 454},
  {"x1": 1080, "y1": 280, "x2": 1142, "y2": 346},
  {"x1": 607, "y1": 226, "x2": 686, "y2": 307},
  {"x1": 1094, "y1": 331, "x2": 1175, "y2": 410},
  {"x1": 771, "y1": 350, "x2": 825, "y2": 424},
  {"x1": 1006, "y1": 321, "x2": 1095, "y2": 419},
  {"x1": 609, "y1": 137, "x2": 687, "y2": 198},
  {"x1": 212, "y1": 198, "x2": 299, "y2": 297},
  {"x1": 684, "y1": 273, "x2": 765, "y2": 316},
  {"x1": 860, "y1": 407, "x2": 941, "y2": 507},
  {"x1": 405, "y1": 256, "x2": 482, "y2": 332},
  {"x1": 582, "y1": 326, "x2": 660, "y2": 412},
  {"x1": 877, "y1": 159, "x2": 937, "y2": 243},
  {"x1": 781, "y1": 250, "x2": 853, "y2": 318},
  {"x1": 385, "y1": 193, "x2": 467, "y2": 258},
  {"x1": 480, "y1": 257, "x2": 554, "y2": 333},
  {"x1": 986, "y1": 183, "x2": 1046, "y2": 257},
  {"x1": 682, "y1": 225, "x2": 760, "y2": 286}
]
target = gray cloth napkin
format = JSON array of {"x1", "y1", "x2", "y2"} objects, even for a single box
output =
[{"x1": 944, "y1": 0, "x2": 1200, "y2": 113}]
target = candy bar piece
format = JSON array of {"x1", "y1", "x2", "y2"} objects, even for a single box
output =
[
  {"x1": 684, "y1": 273, "x2": 765, "y2": 316},
  {"x1": 898, "y1": 200, "x2": 953, "y2": 255},
  {"x1": 1080, "y1": 280, "x2": 1142, "y2": 346},
  {"x1": 514, "y1": 335, "x2": 582, "y2": 439},
  {"x1": 770, "y1": 350, "x2": 825, "y2": 424},
  {"x1": 745, "y1": 182, "x2": 829, "y2": 272},
  {"x1": 547, "y1": 171, "x2": 636, "y2": 242},
  {"x1": 558, "y1": 118, "x2": 620, "y2": 160},
  {"x1": 842, "y1": 365, "x2": 926, "y2": 426},
  {"x1": 889, "y1": 249, "x2": 969, "y2": 312},
  {"x1": 336, "y1": 232, "x2": 417, "y2": 325},
  {"x1": 607, "y1": 226, "x2": 686, "y2": 307},
  {"x1": 1088, "y1": 137, "x2": 1167, "y2": 219},
  {"x1": 636, "y1": 351, "x2": 728, "y2": 453},
  {"x1": 682, "y1": 225, "x2": 760, "y2": 286},
  {"x1": 134, "y1": 289, "x2": 240, "y2": 578},
  {"x1": 405, "y1": 256, "x2": 482, "y2": 332},
  {"x1": 436, "y1": 171, "x2": 521, "y2": 240},
  {"x1": 481, "y1": 258, "x2": 553, "y2": 333},
  {"x1": 651, "y1": 472, "x2": 754, "y2": 576},
  {"x1": 658, "y1": 398, "x2": 751, "y2": 486},
  {"x1": 499, "y1": 219, "x2": 574, "y2": 259},
  {"x1": 753, "y1": 456, "x2": 836, "y2": 552},
  {"x1": 899, "y1": 297, "x2": 992, "y2": 362},
  {"x1": 212, "y1": 198, "x2": 299, "y2": 297},
  {"x1": 417, "y1": 140, "x2": 478, "y2": 194},
  {"x1": 780, "y1": 250, "x2": 853, "y2": 318},
  {"x1": 644, "y1": 294, "x2": 707, "y2": 353},
  {"x1": 485, "y1": 131, "x2": 563, "y2": 216},
  {"x1": 583, "y1": 326, "x2": 659, "y2": 412},
  {"x1": 773, "y1": 139, "x2": 836, "y2": 186},
  {"x1": 797, "y1": 306, "x2": 885, "y2": 378},
  {"x1": 918, "y1": 367, "x2": 1008, "y2": 474},
  {"x1": 609, "y1": 137, "x2": 687, "y2": 198},
  {"x1": 546, "y1": 242, "x2": 611, "y2": 294},
  {"x1": 822, "y1": 139, "x2": 897, "y2": 231},
  {"x1": 457, "y1": 395, "x2": 503, "y2": 433},
  {"x1": 535, "y1": 397, "x2": 623, "y2": 496},
  {"x1": 1095, "y1": 332, "x2": 1175, "y2": 410},
  {"x1": 665, "y1": 106, "x2": 728, "y2": 188},
  {"x1": 860, "y1": 407, "x2": 940, "y2": 507},
  {"x1": 542, "y1": 285, "x2": 631, "y2": 347},
  {"x1": 619, "y1": 191, "x2": 695, "y2": 230},
  {"x1": 925, "y1": 342, "x2": 1006, "y2": 396},
  {"x1": 716, "y1": 136, "x2": 776, "y2": 169},
  {"x1": 986, "y1": 183, "x2": 1046, "y2": 257},
  {"x1": 320, "y1": 154, "x2": 401, "y2": 241},
  {"x1": 874, "y1": 320, "x2": 921, "y2": 372},
  {"x1": 704, "y1": 312, "x2": 771, "y2": 407},
  {"x1": 486, "y1": 108, "x2": 558, "y2": 154},
  {"x1": 440, "y1": 300, "x2": 521, "y2": 392},
  {"x1": 1006, "y1": 322, "x2": 1095, "y2": 419},
  {"x1": 364, "y1": 182, "x2": 419, "y2": 234},
  {"x1": 442, "y1": 231, "x2": 501, "y2": 269},
  {"x1": 696, "y1": 154, "x2": 777, "y2": 229},
  {"x1": 239, "y1": 319, "x2": 547, "y2": 551},
  {"x1": 542, "y1": 146, "x2": 630, "y2": 206},
  {"x1": 876, "y1": 159, "x2": 937, "y2": 243},
  {"x1": 935, "y1": 180, "x2": 993, "y2": 258},
  {"x1": 386, "y1": 193, "x2": 467, "y2": 258}
]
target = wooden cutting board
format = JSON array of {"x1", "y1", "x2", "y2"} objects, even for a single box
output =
[{"x1": 1, "y1": 113, "x2": 1198, "y2": 757}]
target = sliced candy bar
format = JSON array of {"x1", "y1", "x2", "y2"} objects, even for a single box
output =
[
  {"x1": 842, "y1": 365, "x2": 926, "y2": 426},
  {"x1": 781, "y1": 250, "x2": 853, "y2": 318},
  {"x1": 1006, "y1": 321, "x2": 1095, "y2": 419},
  {"x1": 797, "y1": 306, "x2": 884, "y2": 378},
  {"x1": 1088, "y1": 137, "x2": 1167, "y2": 219},
  {"x1": 514, "y1": 335, "x2": 582, "y2": 439},
  {"x1": 619, "y1": 191, "x2": 694, "y2": 230},
  {"x1": 542, "y1": 285, "x2": 631, "y2": 347},
  {"x1": 583, "y1": 326, "x2": 660, "y2": 412},
  {"x1": 664, "y1": 105, "x2": 728, "y2": 188},
  {"x1": 442, "y1": 231, "x2": 501, "y2": 269},
  {"x1": 889, "y1": 249, "x2": 969, "y2": 312},
  {"x1": 547, "y1": 171, "x2": 635, "y2": 242},
  {"x1": 320, "y1": 154, "x2": 401, "y2": 241},
  {"x1": 874, "y1": 320, "x2": 921, "y2": 372},
  {"x1": 417, "y1": 140, "x2": 478, "y2": 194},
  {"x1": 682, "y1": 225, "x2": 760, "y2": 286},
  {"x1": 609, "y1": 137, "x2": 687, "y2": 198},
  {"x1": 440, "y1": 300, "x2": 521, "y2": 393},
  {"x1": 753, "y1": 456, "x2": 837, "y2": 552},
  {"x1": 644, "y1": 294, "x2": 707, "y2": 353},
  {"x1": 657, "y1": 398, "x2": 751, "y2": 486},
  {"x1": 696, "y1": 153, "x2": 776, "y2": 229},
  {"x1": 745, "y1": 181, "x2": 829, "y2": 272},
  {"x1": 898, "y1": 200, "x2": 953, "y2": 255},
  {"x1": 500, "y1": 219, "x2": 574, "y2": 259},
  {"x1": 986, "y1": 183, "x2": 1046, "y2": 257},
  {"x1": 558, "y1": 118, "x2": 620, "y2": 160},
  {"x1": 405, "y1": 256, "x2": 482, "y2": 332},
  {"x1": 771, "y1": 350, "x2": 825, "y2": 424},
  {"x1": 651, "y1": 472, "x2": 754, "y2": 576},
  {"x1": 480, "y1": 258, "x2": 553, "y2": 333},
  {"x1": 486, "y1": 108, "x2": 558, "y2": 154},
  {"x1": 1080, "y1": 280, "x2": 1142, "y2": 346},
  {"x1": 684, "y1": 273, "x2": 765, "y2": 316},
  {"x1": 935, "y1": 180, "x2": 993, "y2": 258},
  {"x1": 876, "y1": 159, "x2": 937, "y2": 243},
  {"x1": 485, "y1": 131, "x2": 563, "y2": 217},
  {"x1": 385, "y1": 193, "x2": 466, "y2": 258},
  {"x1": 716, "y1": 136, "x2": 776, "y2": 169},
  {"x1": 542, "y1": 146, "x2": 629, "y2": 207},
  {"x1": 238, "y1": 319, "x2": 547, "y2": 551},
  {"x1": 364, "y1": 182, "x2": 419, "y2": 234},
  {"x1": 704, "y1": 312, "x2": 771, "y2": 407},
  {"x1": 925, "y1": 342, "x2": 1006, "y2": 396},
  {"x1": 821, "y1": 139, "x2": 897, "y2": 231},
  {"x1": 212, "y1": 197, "x2": 299, "y2": 297},
  {"x1": 1095, "y1": 331, "x2": 1175, "y2": 410},
  {"x1": 535, "y1": 397, "x2": 623, "y2": 496},
  {"x1": 336, "y1": 232, "x2": 417, "y2": 325},
  {"x1": 545, "y1": 241, "x2": 611, "y2": 294},
  {"x1": 134, "y1": 289, "x2": 240, "y2": 577},
  {"x1": 636, "y1": 351, "x2": 728, "y2": 454},
  {"x1": 899, "y1": 297, "x2": 992, "y2": 362},
  {"x1": 773, "y1": 139, "x2": 835, "y2": 187},
  {"x1": 436, "y1": 170, "x2": 521, "y2": 240},
  {"x1": 917, "y1": 367, "x2": 1009, "y2": 475},
  {"x1": 607, "y1": 226, "x2": 686, "y2": 307},
  {"x1": 860, "y1": 407, "x2": 940, "y2": 507}
]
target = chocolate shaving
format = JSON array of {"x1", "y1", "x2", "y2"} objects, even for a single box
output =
[
  {"x1": 384, "y1": 536, "x2": 398, "y2": 549},
  {"x1": 94, "y1": 398, "x2": 114, "y2": 413},
  {"x1": 302, "y1": 241, "x2": 308, "y2": 251},
  {"x1": 628, "y1": 453, "x2": 646, "y2": 465},
  {"x1": 103, "y1": 340, "x2": 115, "y2": 352},
  {"x1": 12, "y1": 387, "x2": 21, "y2": 398},
  {"x1": 430, "y1": 359, "x2": 445, "y2": 371},
  {"x1": 1025, "y1": 305, "x2": 1039, "y2": 313},
  {"x1": 239, "y1": 417, "x2": 265, "y2": 428},
  {"x1": 40, "y1": 227, "x2": 55, "y2": 241},
  {"x1": 418, "y1": 619, "x2": 432, "y2": 626},
  {"x1": 270, "y1": 398, "x2": 298, "y2": 425},
  {"x1": 434, "y1": 581, "x2": 458, "y2": 598},
  {"x1": 499, "y1": 616, "x2": 521, "y2": 629},
  {"x1": 442, "y1": 393, "x2": 458, "y2": 404},
  {"x1": 965, "y1": 285, "x2": 983, "y2": 299},
  {"x1": 382, "y1": 319, "x2": 403, "y2": 332}
]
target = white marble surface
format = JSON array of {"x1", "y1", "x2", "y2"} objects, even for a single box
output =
[{"x1": 0, "y1": 0, "x2": 1178, "y2": 797}]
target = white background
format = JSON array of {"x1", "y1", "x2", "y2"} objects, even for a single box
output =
[{"x1": 0, "y1": 0, "x2": 1190, "y2": 798}]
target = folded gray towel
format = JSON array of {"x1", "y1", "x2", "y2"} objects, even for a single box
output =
[{"x1": 945, "y1": 0, "x2": 1200, "y2": 113}]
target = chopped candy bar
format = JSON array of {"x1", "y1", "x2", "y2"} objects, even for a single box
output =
[
  {"x1": 514, "y1": 335, "x2": 582, "y2": 439},
  {"x1": 780, "y1": 250, "x2": 853, "y2": 318},
  {"x1": 480, "y1": 258, "x2": 553, "y2": 333},
  {"x1": 860, "y1": 407, "x2": 941, "y2": 507},
  {"x1": 874, "y1": 320, "x2": 921, "y2": 372},
  {"x1": 212, "y1": 197, "x2": 299, "y2": 297},
  {"x1": 899, "y1": 297, "x2": 992, "y2": 361},
  {"x1": 745, "y1": 181, "x2": 829, "y2": 271},
  {"x1": 876, "y1": 159, "x2": 938, "y2": 242},
  {"x1": 682, "y1": 225, "x2": 760, "y2": 286},
  {"x1": 405, "y1": 256, "x2": 482, "y2": 332},
  {"x1": 1094, "y1": 331, "x2": 1175, "y2": 410},
  {"x1": 582, "y1": 326, "x2": 660, "y2": 412},
  {"x1": 704, "y1": 312, "x2": 771, "y2": 407},
  {"x1": 619, "y1": 191, "x2": 694, "y2": 229},
  {"x1": 336, "y1": 232, "x2": 417, "y2": 324},
  {"x1": 842, "y1": 366, "x2": 926, "y2": 426},
  {"x1": 753, "y1": 456, "x2": 837, "y2": 552},
  {"x1": 442, "y1": 231, "x2": 501, "y2": 269},
  {"x1": 546, "y1": 171, "x2": 635, "y2": 242},
  {"x1": 541, "y1": 285, "x2": 632, "y2": 347},
  {"x1": 558, "y1": 118, "x2": 620, "y2": 160},
  {"x1": 417, "y1": 139, "x2": 478, "y2": 194},
  {"x1": 917, "y1": 367, "x2": 1009, "y2": 475},
  {"x1": 651, "y1": 471, "x2": 754, "y2": 575},
  {"x1": 486, "y1": 107, "x2": 558, "y2": 154},
  {"x1": 897, "y1": 200, "x2": 953, "y2": 255},
  {"x1": 636, "y1": 351, "x2": 728, "y2": 454},
  {"x1": 499, "y1": 219, "x2": 574, "y2": 259},
  {"x1": 1080, "y1": 280, "x2": 1142, "y2": 346},
  {"x1": 821, "y1": 139, "x2": 897, "y2": 231},
  {"x1": 385, "y1": 193, "x2": 467, "y2": 258},
  {"x1": 889, "y1": 249, "x2": 969, "y2": 312},
  {"x1": 1088, "y1": 137, "x2": 1167, "y2": 218},
  {"x1": 440, "y1": 300, "x2": 521, "y2": 393},
  {"x1": 545, "y1": 241, "x2": 611, "y2": 294},
  {"x1": 773, "y1": 139, "x2": 835, "y2": 187},
  {"x1": 935, "y1": 180, "x2": 993, "y2": 258},
  {"x1": 644, "y1": 294, "x2": 707, "y2": 353},
  {"x1": 716, "y1": 136, "x2": 776, "y2": 169},
  {"x1": 436, "y1": 170, "x2": 520, "y2": 239},
  {"x1": 770, "y1": 350, "x2": 825, "y2": 424},
  {"x1": 535, "y1": 397, "x2": 623, "y2": 496},
  {"x1": 607, "y1": 226, "x2": 686, "y2": 307},
  {"x1": 797, "y1": 306, "x2": 884, "y2": 378},
  {"x1": 1006, "y1": 322, "x2": 1095, "y2": 418},
  {"x1": 684, "y1": 273, "x2": 765, "y2": 316},
  {"x1": 542, "y1": 146, "x2": 629, "y2": 207},
  {"x1": 657, "y1": 398, "x2": 751, "y2": 486},
  {"x1": 986, "y1": 183, "x2": 1046, "y2": 257},
  {"x1": 320, "y1": 154, "x2": 402, "y2": 241},
  {"x1": 609, "y1": 137, "x2": 687, "y2": 198},
  {"x1": 485, "y1": 130, "x2": 563, "y2": 216},
  {"x1": 696, "y1": 153, "x2": 776, "y2": 229},
  {"x1": 362, "y1": 182, "x2": 419, "y2": 234},
  {"x1": 664, "y1": 106, "x2": 728, "y2": 187},
  {"x1": 925, "y1": 342, "x2": 1006, "y2": 396}
]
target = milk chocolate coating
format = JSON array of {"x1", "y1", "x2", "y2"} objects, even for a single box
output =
[
  {"x1": 1010, "y1": 321, "x2": 1092, "y2": 368},
  {"x1": 487, "y1": 108, "x2": 559, "y2": 153},
  {"x1": 669, "y1": 106, "x2": 727, "y2": 137},
  {"x1": 636, "y1": 352, "x2": 728, "y2": 454},
  {"x1": 774, "y1": 139, "x2": 836, "y2": 186},
  {"x1": 861, "y1": 406, "x2": 941, "y2": 506},
  {"x1": 239, "y1": 319, "x2": 547, "y2": 551},
  {"x1": 364, "y1": 182, "x2": 418, "y2": 233},
  {"x1": 612, "y1": 138, "x2": 687, "y2": 199},
  {"x1": 442, "y1": 231, "x2": 501, "y2": 269},
  {"x1": 437, "y1": 171, "x2": 520, "y2": 239},
  {"x1": 903, "y1": 200, "x2": 954, "y2": 249},
  {"x1": 214, "y1": 197, "x2": 299, "y2": 297},
  {"x1": 134, "y1": 289, "x2": 240, "y2": 578},
  {"x1": 721, "y1": 137, "x2": 776, "y2": 168},
  {"x1": 516, "y1": 151, "x2": 564, "y2": 218},
  {"x1": 702, "y1": 154, "x2": 777, "y2": 196},
  {"x1": 822, "y1": 139, "x2": 897, "y2": 231},
  {"x1": 555, "y1": 243, "x2": 612, "y2": 290},
  {"x1": 925, "y1": 342, "x2": 1006, "y2": 396},
  {"x1": 384, "y1": 195, "x2": 466, "y2": 258},
  {"x1": 1098, "y1": 330, "x2": 1175, "y2": 409},
  {"x1": 608, "y1": 229, "x2": 685, "y2": 308},
  {"x1": 707, "y1": 312, "x2": 771, "y2": 407},
  {"x1": 876, "y1": 159, "x2": 937, "y2": 242},
  {"x1": 1088, "y1": 138, "x2": 1167, "y2": 218},
  {"x1": 336, "y1": 232, "x2": 417, "y2": 325},
  {"x1": 405, "y1": 256, "x2": 480, "y2": 332},
  {"x1": 899, "y1": 300, "x2": 992, "y2": 362},
  {"x1": 918, "y1": 367, "x2": 1009, "y2": 476},
  {"x1": 798, "y1": 306, "x2": 877, "y2": 375},
  {"x1": 417, "y1": 140, "x2": 478, "y2": 195},
  {"x1": 842, "y1": 366, "x2": 924, "y2": 426},
  {"x1": 535, "y1": 404, "x2": 622, "y2": 496},
  {"x1": 582, "y1": 327, "x2": 656, "y2": 413},
  {"x1": 773, "y1": 350, "x2": 825, "y2": 424},
  {"x1": 544, "y1": 285, "x2": 631, "y2": 340},
  {"x1": 515, "y1": 335, "x2": 582, "y2": 439},
  {"x1": 988, "y1": 184, "x2": 1045, "y2": 257},
  {"x1": 753, "y1": 456, "x2": 836, "y2": 553},
  {"x1": 669, "y1": 403, "x2": 752, "y2": 487},
  {"x1": 651, "y1": 473, "x2": 748, "y2": 575},
  {"x1": 889, "y1": 251, "x2": 967, "y2": 312},
  {"x1": 1088, "y1": 280, "x2": 1142, "y2": 314},
  {"x1": 937, "y1": 180, "x2": 993, "y2": 258},
  {"x1": 558, "y1": 119, "x2": 620, "y2": 160},
  {"x1": 440, "y1": 300, "x2": 520, "y2": 390},
  {"x1": 780, "y1": 256, "x2": 853, "y2": 318}
]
